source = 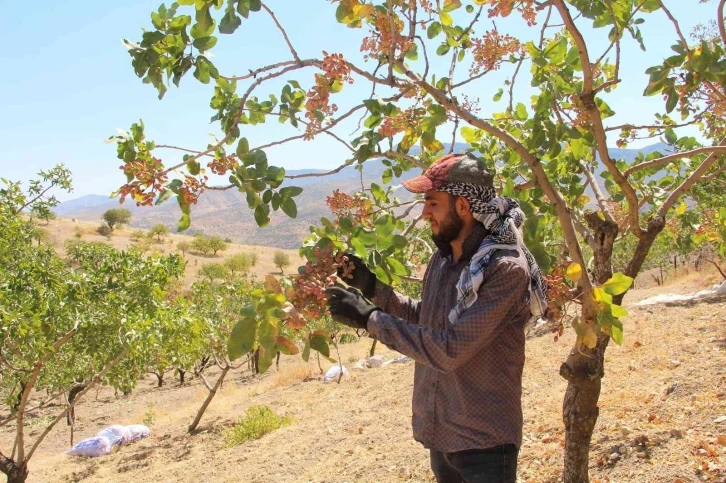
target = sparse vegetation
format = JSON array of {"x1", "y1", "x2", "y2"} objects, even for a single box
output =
[
  {"x1": 198, "y1": 262, "x2": 229, "y2": 282},
  {"x1": 223, "y1": 405, "x2": 292, "y2": 447},
  {"x1": 130, "y1": 229, "x2": 147, "y2": 241},
  {"x1": 177, "y1": 240, "x2": 191, "y2": 257},
  {"x1": 101, "y1": 208, "x2": 131, "y2": 231},
  {"x1": 273, "y1": 250, "x2": 290, "y2": 274},
  {"x1": 149, "y1": 224, "x2": 169, "y2": 242}
]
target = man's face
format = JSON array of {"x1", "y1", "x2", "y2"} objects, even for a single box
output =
[{"x1": 423, "y1": 190, "x2": 464, "y2": 247}]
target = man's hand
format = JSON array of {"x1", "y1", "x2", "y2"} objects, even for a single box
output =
[
  {"x1": 337, "y1": 254, "x2": 377, "y2": 298},
  {"x1": 325, "y1": 286, "x2": 379, "y2": 330}
]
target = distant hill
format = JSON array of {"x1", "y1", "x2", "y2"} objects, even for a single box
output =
[{"x1": 56, "y1": 142, "x2": 670, "y2": 248}]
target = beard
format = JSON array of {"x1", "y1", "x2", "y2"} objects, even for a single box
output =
[{"x1": 431, "y1": 206, "x2": 464, "y2": 253}]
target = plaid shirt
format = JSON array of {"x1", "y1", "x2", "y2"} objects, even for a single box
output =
[{"x1": 367, "y1": 223, "x2": 531, "y2": 452}]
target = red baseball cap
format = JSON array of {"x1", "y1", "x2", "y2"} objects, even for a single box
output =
[{"x1": 402, "y1": 153, "x2": 493, "y2": 193}]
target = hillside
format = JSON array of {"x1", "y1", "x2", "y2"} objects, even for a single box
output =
[
  {"x1": 56, "y1": 143, "x2": 671, "y2": 248},
  {"x1": 37, "y1": 218, "x2": 302, "y2": 286},
  {"x1": 3, "y1": 269, "x2": 724, "y2": 482}
]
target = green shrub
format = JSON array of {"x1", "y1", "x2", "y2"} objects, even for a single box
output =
[
  {"x1": 224, "y1": 405, "x2": 292, "y2": 447},
  {"x1": 339, "y1": 333, "x2": 358, "y2": 344}
]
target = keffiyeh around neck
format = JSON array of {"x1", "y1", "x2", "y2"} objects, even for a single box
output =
[{"x1": 439, "y1": 182, "x2": 548, "y2": 324}]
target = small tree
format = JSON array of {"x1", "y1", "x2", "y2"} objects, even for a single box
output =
[
  {"x1": 224, "y1": 253, "x2": 253, "y2": 276},
  {"x1": 177, "y1": 240, "x2": 191, "y2": 257},
  {"x1": 198, "y1": 262, "x2": 229, "y2": 282},
  {"x1": 208, "y1": 235, "x2": 228, "y2": 256},
  {"x1": 130, "y1": 229, "x2": 147, "y2": 241},
  {"x1": 149, "y1": 223, "x2": 170, "y2": 242},
  {"x1": 31, "y1": 206, "x2": 55, "y2": 226},
  {"x1": 102, "y1": 208, "x2": 131, "y2": 231},
  {"x1": 273, "y1": 251, "x2": 290, "y2": 274},
  {"x1": 191, "y1": 233, "x2": 211, "y2": 256}
]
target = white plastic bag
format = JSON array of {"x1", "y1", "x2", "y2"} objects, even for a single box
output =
[
  {"x1": 96, "y1": 425, "x2": 132, "y2": 446},
  {"x1": 368, "y1": 355, "x2": 386, "y2": 368},
  {"x1": 323, "y1": 364, "x2": 348, "y2": 383},
  {"x1": 66, "y1": 436, "x2": 112, "y2": 457},
  {"x1": 125, "y1": 424, "x2": 151, "y2": 442}
]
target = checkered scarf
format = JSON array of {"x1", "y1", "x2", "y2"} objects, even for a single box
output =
[{"x1": 439, "y1": 183, "x2": 548, "y2": 324}]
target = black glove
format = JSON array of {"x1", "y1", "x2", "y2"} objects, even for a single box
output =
[
  {"x1": 325, "y1": 286, "x2": 379, "y2": 330},
  {"x1": 337, "y1": 253, "x2": 377, "y2": 298}
]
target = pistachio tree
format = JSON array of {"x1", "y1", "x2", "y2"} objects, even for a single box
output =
[
  {"x1": 0, "y1": 174, "x2": 187, "y2": 483},
  {"x1": 114, "y1": 1, "x2": 726, "y2": 480}
]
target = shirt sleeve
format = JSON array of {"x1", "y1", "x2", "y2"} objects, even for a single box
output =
[
  {"x1": 371, "y1": 282, "x2": 422, "y2": 325},
  {"x1": 367, "y1": 259, "x2": 530, "y2": 373}
]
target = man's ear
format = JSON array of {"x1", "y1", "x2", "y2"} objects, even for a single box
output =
[{"x1": 456, "y1": 196, "x2": 472, "y2": 217}]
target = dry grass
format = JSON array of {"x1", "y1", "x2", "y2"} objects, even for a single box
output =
[
  {"x1": 41, "y1": 217, "x2": 301, "y2": 286},
  {"x1": 4, "y1": 257, "x2": 725, "y2": 482}
]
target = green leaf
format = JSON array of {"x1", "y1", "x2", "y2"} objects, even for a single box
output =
[
  {"x1": 219, "y1": 9, "x2": 241, "y2": 34},
  {"x1": 310, "y1": 333, "x2": 330, "y2": 357},
  {"x1": 427, "y1": 21, "x2": 442, "y2": 39},
  {"x1": 302, "y1": 337, "x2": 311, "y2": 361},
  {"x1": 281, "y1": 197, "x2": 297, "y2": 218},
  {"x1": 177, "y1": 194, "x2": 191, "y2": 231},
  {"x1": 392, "y1": 234, "x2": 408, "y2": 248},
  {"x1": 236, "y1": 137, "x2": 250, "y2": 157},
  {"x1": 600, "y1": 273, "x2": 634, "y2": 296},
  {"x1": 258, "y1": 346, "x2": 275, "y2": 373},
  {"x1": 192, "y1": 36, "x2": 217, "y2": 51},
  {"x1": 386, "y1": 257, "x2": 408, "y2": 276},
  {"x1": 258, "y1": 318, "x2": 279, "y2": 350},
  {"x1": 254, "y1": 203, "x2": 270, "y2": 227},
  {"x1": 381, "y1": 168, "x2": 393, "y2": 184},
  {"x1": 610, "y1": 322, "x2": 623, "y2": 345},
  {"x1": 514, "y1": 103, "x2": 528, "y2": 121},
  {"x1": 279, "y1": 186, "x2": 303, "y2": 198},
  {"x1": 187, "y1": 160, "x2": 200, "y2": 175},
  {"x1": 370, "y1": 183, "x2": 386, "y2": 202},
  {"x1": 440, "y1": 11, "x2": 453, "y2": 26},
  {"x1": 610, "y1": 303, "x2": 628, "y2": 318},
  {"x1": 227, "y1": 317, "x2": 257, "y2": 361},
  {"x1": 493, "y1": 88, "x2": 503, "y2": 102}
]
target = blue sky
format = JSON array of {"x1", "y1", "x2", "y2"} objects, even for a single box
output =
[{"x1": 0, "y1": 1, "x2": 714, "y2": 201}]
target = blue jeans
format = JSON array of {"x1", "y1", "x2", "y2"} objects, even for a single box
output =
[{"x1": 430, "y1": 445, "x2": 519, "y2": 483}]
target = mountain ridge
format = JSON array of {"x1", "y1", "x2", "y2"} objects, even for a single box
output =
[{"x1": 56, "y1": 142, "x2": 671, "y2": 248}]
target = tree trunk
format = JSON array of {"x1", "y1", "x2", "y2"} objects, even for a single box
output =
[
  {"x1": 559, "y1": 214, "x2": 618, "y2": 482},
  {"x1": 560, "y1": 334, "x2": 609, "y2": 483},
  {"x1": 369, "y1": 339, "x2": 378, "y2": 358},
  {"x1": 188, "y1": 366, "x2": 230, "y2": 433},
  {"x1": 153, "y1": 372, "x2": 164, "y2": 388},
  {"x1": 275, "y1": 351, "x2": 281, "y2": 372},
  {"x1": 0, "y1": 456, "x2": 28, "y2": 483},
  {"x1": 252, "y1": 348, "x2": 260, "y2": 374},
  {"x1": 177, "y1": 368, "x2": 186, "y2": 385}
]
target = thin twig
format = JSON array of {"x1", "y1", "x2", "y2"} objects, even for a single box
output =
[
  {"x1": 624, "y1": 144, "x2": 726, "y2": 177},
  {"x1": 261, "y1": 3, "x2": 300, "y2": 62},
  {"x1": 219, "y1": 60, "x2": 298, "y2": 81},
  {"x1": 579, "y1": 159, "x2": 615, "y2": 223}
]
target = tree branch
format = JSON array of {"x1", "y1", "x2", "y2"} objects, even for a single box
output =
[
  {"x1": 285, "y1": 158, "x2": 356, "y2": 179},
  {"x1": 580, "y1": 159, "x2": 615, "y2": 223},
  {"x1": 624, "y1": 145, "x2": 726, "y2": 177},
  {"x1": 381, "y1": 150, "x2": 428, "y2": 170},
  {"x1": 261, "y1": 3, "x2": 300, "y2": 62},
  {"x1": 553, "y1": 0, "x2": 642, "y2": 238},
  {"x1": 25, "y1": 349, "x2": 128, "y2": 462},
  {"x1": 656, "y1": 139, "x2": 726, "y2": 218},
  {"x1": 219, "y1": 60, "x2": 298, "y2": 81},
  {"x1": 394, "y1": 59, "x2": 593, "y2": 296},
  {"x1": 161, "y1": 60, "x2": 323, "y2": 176}
]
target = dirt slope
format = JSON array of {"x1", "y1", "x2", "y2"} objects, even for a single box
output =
[{"x1": 2, "y1": 273, "x2": 725, "y2": 483}]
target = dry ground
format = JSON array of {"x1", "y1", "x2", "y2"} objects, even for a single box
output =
[
  {"x1": 36, "y1": 218, "x2": 302, "y2": 285},
  {"x1": 2, "y1": 260, "x2": 726, "y2": 482}
]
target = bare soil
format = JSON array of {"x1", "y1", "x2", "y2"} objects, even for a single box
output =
[{"x1": 2, "y1": 261, "x2": 725, "y2": 482}]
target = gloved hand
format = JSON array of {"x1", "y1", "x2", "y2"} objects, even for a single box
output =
[
  {"x1": 337, "y1": 253, "x2": 377, "y2": 298},
  {"x1": 325, "y1": 286, "x2": 379, "y2": 330}
]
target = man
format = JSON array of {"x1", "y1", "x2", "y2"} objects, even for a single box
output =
[{"x1": 326, "y1": 153, "x2": 547, "y2": 483}]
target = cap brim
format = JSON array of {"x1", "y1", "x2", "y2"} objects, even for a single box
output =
[{"x1": 402, "y1": 175, "x2": 434, "y2": 193}]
